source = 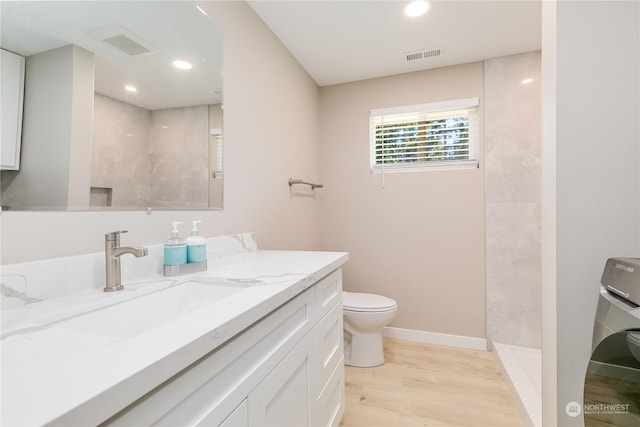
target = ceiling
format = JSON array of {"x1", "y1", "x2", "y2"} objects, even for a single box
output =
[
  {"x1": 1, "y1": 1, "x2": 541, "y2": 106},
  {"x1": 0, "y1": 1, "x2": 222, "y2": 110},
  {"x1": 248, "y1": 0, "x2": 542, "y2": 86}
]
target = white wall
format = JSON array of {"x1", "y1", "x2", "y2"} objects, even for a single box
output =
[
  {"x1": 1, "y1": 45, "x2": 94, "y2": 209},
  {"x1": 543, "y1": 1, "x2": 640, "y2": 426},
  {"x1": 67, "y1": 46, "x2": 94, "y2": 209},
  {"x1": 0, "y1": 1, "x2": 322, "y2": 264},
  {"x1": 318, "y1": 62, "x2": 486, "y2": 339}
]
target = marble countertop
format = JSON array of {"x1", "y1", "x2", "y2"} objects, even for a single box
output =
[{"x1": 1, "y1": 249, "x2": 348, "y2": 426}]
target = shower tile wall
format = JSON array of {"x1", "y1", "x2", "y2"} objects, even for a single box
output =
[
  {"x1": 484, "y1": 52, "x2": 542, "y2": 349},
  {"x1": 92, "y1": 95, "x2": 209, "y2": 209},
  {"x1": 150, "y1": 105, "x2": 209, "y2": 209},
  {"x1": 92, "y1": 94, "x2": 152, "y2": 208}
]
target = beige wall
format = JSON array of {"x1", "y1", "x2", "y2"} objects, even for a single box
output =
[
  {"x1": 318, "y1": 63, "x2": 486, "y2": 338},
  {"x1": 0, "y1": 1, "x2": 321, "y2": 264}
]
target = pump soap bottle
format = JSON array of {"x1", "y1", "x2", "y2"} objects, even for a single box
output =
[
  {"x1": 186, "y1": 220, "x2": 207, "y2": 263},
  {"x1": 164, "y1": 221, "x2": 187, "y2": 266}
]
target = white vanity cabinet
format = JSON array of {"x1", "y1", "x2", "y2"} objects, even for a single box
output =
[{"x1": 105, "y1": 269, "x2": 344, "y2": 427}]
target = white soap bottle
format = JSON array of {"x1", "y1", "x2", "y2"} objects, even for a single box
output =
[
  {"x1": 186, "y1": 220, "x2": 207, "y2": 263},
  {"x1": 164, "y1": 221, "x2": 187, "y2": 266}
]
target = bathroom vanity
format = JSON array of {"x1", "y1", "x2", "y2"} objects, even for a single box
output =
[{"x1": 0, "y1": 234, "x2": 348, "y2": 426}]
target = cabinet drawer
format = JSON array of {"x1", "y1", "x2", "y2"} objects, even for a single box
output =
[
  {"x1": 105, "y1": 287, "x2": 315, "y2": 426},
  {"x1": 314, "y1": 302, "x2": 343, "y2": 397},
  {"x1": 314, "y1": 269, "x2": 342, "y2": 321},
  {"x1": 315, "y1": 357, "x2": 345, "y2": 427},
  {"x1": 216, "y1": 399, "x2": 247, "y2": 427}
]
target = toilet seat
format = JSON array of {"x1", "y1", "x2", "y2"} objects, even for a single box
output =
[{"x1": 343, "y1": 292, "x2": 397, "y2": 312}]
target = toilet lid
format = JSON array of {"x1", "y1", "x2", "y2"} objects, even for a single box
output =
[{"x1": 343, "y1": 292, "x2": 397, "y2": 312}]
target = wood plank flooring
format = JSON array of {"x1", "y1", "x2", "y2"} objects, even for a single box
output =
[{"x1": 339, "y1": 338, "x2": 525, "y2": 427}]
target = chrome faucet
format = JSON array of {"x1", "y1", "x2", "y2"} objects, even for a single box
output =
[{"x1": 104, "y1": 230, "x2": 148, "y2": 292}]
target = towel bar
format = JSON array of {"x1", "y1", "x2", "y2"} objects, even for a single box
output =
[{"x1": 288, "y1": 178, "x2": 323, "y2": 190}]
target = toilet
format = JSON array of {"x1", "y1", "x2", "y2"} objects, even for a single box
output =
[{"x1": 343, "y1": 291, "x2": 398, "y2": 367}]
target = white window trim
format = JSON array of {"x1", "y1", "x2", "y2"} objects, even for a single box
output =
[{"x1": 370, "y1": 97, "x2": 480, "y2": 173}]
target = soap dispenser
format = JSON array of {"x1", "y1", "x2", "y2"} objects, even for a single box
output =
[
  {"x1": 164, "y1": 221, "x2": 187, "y2": 266},
  {"x1": 186, "y1": 220, "x2": 207, "y2": 263}
]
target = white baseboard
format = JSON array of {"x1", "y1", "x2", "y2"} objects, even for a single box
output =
[{"x1": 383, "y1": 326, "x2": 487, "y2": 351}]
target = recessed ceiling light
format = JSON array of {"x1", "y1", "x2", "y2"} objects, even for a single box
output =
[
  {"x1": 521, "y1": 78, "x2": 534, "y2": 85},
  {"x1": 124, "y1": 85, "x2": 137, "y2": 92},
  {"x1": 172, "y1": 60, "x2": 193, "y2": 70},
  {"x1": 404, "y1": 1, "x2": 430, "y2": 17}
]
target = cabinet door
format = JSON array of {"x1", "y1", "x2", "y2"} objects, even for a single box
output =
[
  {"x1": 249, "y1": 331, "x2": 314, "y2": 426},
  {"x1": 315, "y1": 359, "x2": 345, "y2": 427},
  {"x1": 1, "y1": 49, "x2": 25, "y2": 170},
  {"x1": 314, "y1": 302, "x2": 343, "y2": 398}
]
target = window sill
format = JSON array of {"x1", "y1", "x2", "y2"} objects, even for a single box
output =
[{"x1": 371, "y1": 159, "x2": 479, "y2": 173}]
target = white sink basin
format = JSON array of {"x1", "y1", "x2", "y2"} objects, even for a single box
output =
[{"x1": 49, "y1": 281, "x2": 243, "y2": 339}]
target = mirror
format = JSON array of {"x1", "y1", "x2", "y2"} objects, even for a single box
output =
[{"x1": 0, "y1": 1, "x2": 223, "y2": 211}]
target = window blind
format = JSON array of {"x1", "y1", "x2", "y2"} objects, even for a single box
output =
[
  {"x1": 210, "y1": 129, "x2": 223, "y2": 177},
  {"x1": 370, "y1": 98, "x2": 479, "y2": 172}
]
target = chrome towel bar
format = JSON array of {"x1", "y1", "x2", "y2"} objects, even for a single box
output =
[{"x1": 288, "y1": 178, "x2": 323, "y2": 190}]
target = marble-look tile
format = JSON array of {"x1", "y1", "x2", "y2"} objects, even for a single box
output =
[
  {"x1": 485, "y1": 52, "x2": 542, "y2": 349},
  {"x1": 150, "y1": 105, "x2": 209, "y2": 207},
  {"x1": 486, "y1": 203, "x2": 541, "y2": 347},
  {"x1": 207, "y1": 233, "x2": 258, "y2": 259},
  {"x1": 486, "y1": 203, "x2": 541, "y2": 279},
  {"x1": 91, "y1": 97, "x2": 210, "y2": 208},
  {"x1": 0, "y1": 233, "x2": 258, "y2": 306},
  {"x1": 0, "y1": 275, "x2": 37, "y2": 309},
  {"x1": 485, "y1": 52, "x2": 541, "y2": 204},
  {"x1": 487, "y1": 298, "x2": 542, "y2": 348},
  {"x1": 92, "y1": 94, "x2": 152, "y2": 208},
  {"x1": 0, "y1": 252, "x2": 105, "y2": 302}
]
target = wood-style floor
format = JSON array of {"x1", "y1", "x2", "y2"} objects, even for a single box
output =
[{"x1": 340, "y1": 338, "x2": 525, "y2": 427}]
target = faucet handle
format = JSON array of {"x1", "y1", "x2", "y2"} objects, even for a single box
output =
[{"x1": 105, "y1": 230, "x2": 128, "y2": 241}]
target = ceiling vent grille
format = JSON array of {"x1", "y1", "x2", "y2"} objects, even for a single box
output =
[
  {"x1": 404, "y1": 47, "x2": 444, "y2": 63},
  {"x1": 102, "y1": 34, "x2": 153, "y2": 56},
  {"x1": 89, "y1": 25, "x2": 158, "y2": 56}
]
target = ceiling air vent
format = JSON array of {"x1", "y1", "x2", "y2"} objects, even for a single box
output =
[
  {"x1": 102, "y1": 34, "x2": 152, "y2": 56},
  {"x1": 89, "y1": 25, "x2": 158, "y2": 56},
  {"x1": 403, "y1": 47, "x2": 444, "y2": 63}
]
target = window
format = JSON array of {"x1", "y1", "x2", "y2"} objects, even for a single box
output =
[{"x1": 370, "y1": 98, "x2": 479, "y2": 172}]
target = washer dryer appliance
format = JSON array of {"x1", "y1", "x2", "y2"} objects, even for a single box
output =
[{"x1": 585, "y1": 257, "x2": 640, "y2": 426}]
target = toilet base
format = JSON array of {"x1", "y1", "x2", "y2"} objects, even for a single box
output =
[{"x1": 344, "y1": 330, "x2": 385, "y2": 367}]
